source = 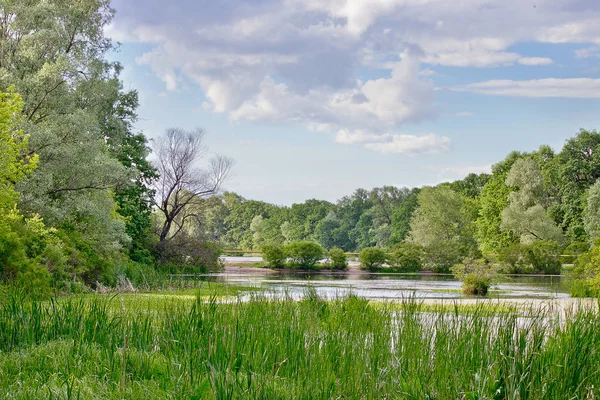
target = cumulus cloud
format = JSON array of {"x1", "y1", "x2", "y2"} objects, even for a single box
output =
[
  {"x1": 107, "y1": 0, "x2": 600, "y2": 153},
  {"x1": 462, "y1": 78, "x2": 600, "y2": 98}
]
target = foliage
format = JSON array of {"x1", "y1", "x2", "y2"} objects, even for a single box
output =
[
  {"x1": 501, "y1": 158, "x2": 564, "y2": 244},
  {"x1": 584, "y1": 179, "x2": 600, "y2": 245},
  {"x1": 451, "y1": 258, "x2": 498, "y2": 296},
  {"x1": 154, "y1": 232, "x2": 223, "y2": 274},
  {"x1": 408, "y1": 186, "x2": 480, "y2": 271},
  {"x1": 523, "y1": 241, "x2": 562, "y2": 274},
  {"x1": 498, "y1": 243, "x2": 534, "y2": 274},
  {"x1": 328, "y1": 248, "x2": 348, "y2": 270},
  {"x1": 388, "y1": 243, "x2": 423, "y2": 272},
  {"x1": 284, "y1": 241, "x2": 325, "y2": 269},
  {"x1": 552, "y1": 129, "x2": 600, "y2": 241},
  {"x1": 0, "y1": 88, "x2": 37, "y2": 210},
  {"x1": 571, "y1": 241, "x2": 600, "y2": 297},
  {"x1": 359, "y1": 247, "x2": 387, "y2": 270},
  {"x1": 262, "y1": 244, "x2": 288, "y2": 268}
]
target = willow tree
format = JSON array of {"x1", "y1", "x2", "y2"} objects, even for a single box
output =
[
  {"x1": 0, "y1": 0, "x2": 154, "y2": 262},
  {"x1": 500, "y1": 158, "x2": 563, "y2": 244}
]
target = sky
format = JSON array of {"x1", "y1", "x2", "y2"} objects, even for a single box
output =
[{"x1": 106, "y1": 0, "x2": 600, "y2": 205}]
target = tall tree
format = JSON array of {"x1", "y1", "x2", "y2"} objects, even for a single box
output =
[
  {"x1": 552, "y1": 129, "x2": 600, "y2": 241},
  {"x1": 152, "y1": 128, "x2": 233, "y2": 244},
  {"x1": 500, "y1": 158, "x2": 563, "y2": 244},
  {"x1": 476, "y1": 151, "x2": 523, "y2": 254},
  {"x1": 0, "y1": 0, "x2": 150, "y2": 258},
  {"x1": 584, "y1": 180, "x2": 600, "y2": 246},
  {"x1": 408, "y1": 186, "x2": 479, "y2": 270}
]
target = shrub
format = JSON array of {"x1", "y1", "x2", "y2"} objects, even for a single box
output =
[
  {"x1": 262, "y1": 244, "x2": 287, "y2": 268},
  {"x1": 563, "y1": 241, "x2": 589, "y2": 265},
  {"x1": 523, "y1": 240, "x2": 562, "y2": 275},
  {"x1": 388, "y1": 243, "x2": 422, "y2": 272},
  {"x1": 451, "y1": 257, "x2": 497, "y2": 296},
  {"x1": 328, "y1": 248, "x2": 347, "y2": 270},
  {"x1": 571, "y1": 240, "x2": 600, "y2": 297},
  {"x1": 154, "y1": 233, "x2": 223, "y2": 273},
  {"x1": 359, "y1": 247, "x2": 387, "y2": 271},
  {"x1": 498, "y1": 243, "x2": 531, "y2": 274},
  {"x1": 461, "y1": 274, "x2": 490, "y2": 296},
  {"x1": 285, "y1": 241, "x2": 325, "y2": 269},
  {"x1": 18, "y1": 263, "x2": 52, "y2": 300},
  {"x1": 499, "y1": 241, "x2": 563, "y2": 275}
]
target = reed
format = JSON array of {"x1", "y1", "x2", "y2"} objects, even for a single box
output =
[{"x1": 0, "y1": 290, "x2": 598, "y2": 399}]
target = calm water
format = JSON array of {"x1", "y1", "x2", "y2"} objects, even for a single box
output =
[{"x1": 203, "y1": 269, "x2": 570, "y2": 300}]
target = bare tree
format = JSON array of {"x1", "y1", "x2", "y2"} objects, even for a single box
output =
[{"x1": 152, "y1": 128, "x2": 233, "y2": 243}]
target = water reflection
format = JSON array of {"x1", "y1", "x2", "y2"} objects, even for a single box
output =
[{"x1": 200, "y1": 270, "x2": 570, "y2": 301}]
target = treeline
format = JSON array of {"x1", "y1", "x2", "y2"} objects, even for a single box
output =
[{"x1": 200, "y1": 131, "x2": 600, "y2": 285}]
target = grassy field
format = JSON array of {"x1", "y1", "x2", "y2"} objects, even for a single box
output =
[{"x1": 0, "y1": 288, "x2": 599, "y2": 399}]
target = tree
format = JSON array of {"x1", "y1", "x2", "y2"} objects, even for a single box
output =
[
  {"x1": 552, "y1": 129, "x2": 600, "y2": 241},
  {"x1": 500, "y1": 159, "x2": 563, "y2": 244},
  {"x1": 475, "y1": 152, "x2": 523, "y2": 254},
  {"x1": 584, "y1": 180, "x2": 600, "y2": 246},
  {"x1": 152, "y1": 128, "x2": 233, "y2": 245},
  {"x1": 0, "y1": 0, "x2": 154, "y2": 270},
  {"x1": 408, "y1": 186, "x2": 479, "y2": 271},
  {"x1": 250, "y1": 215, "x2": 265, "y2": 249},
  {"x1": 389, "y1": 188, "x2": 419, "y2": 244},
  {"x1": 0, "y1": 88, "x2": 36, "y2": 211}
]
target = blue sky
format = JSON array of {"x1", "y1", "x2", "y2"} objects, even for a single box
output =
[{"x1": 106, "y1": 0, "x2": 600, "y2": 205}]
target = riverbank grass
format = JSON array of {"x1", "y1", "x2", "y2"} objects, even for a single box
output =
[{"x1": 0, "y1": 292, "x2": 599, "y2": 399}]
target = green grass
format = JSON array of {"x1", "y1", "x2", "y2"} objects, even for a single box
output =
[{"x1": 0, "y1": 291, "x2": 599, "y2": 399}]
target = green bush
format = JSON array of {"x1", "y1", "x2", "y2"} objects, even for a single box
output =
[
  {"x1": 499, "y1": 241, "x2": 563, "y2": 275},
  {"x1": 563, "y1": 241, "x2": 589, "y2": 264},
  {"x1": 285, "y1": 241, "x2": 325, "y2": 269},
  {"x1": 451, "y1": 258, "x2": 497, "y2": 296},
  {"x1": 328, "y1": 248, "x2": 347, "y2": 270},
  {"x1": 388, "y1": 243, "x2": 422, "y2": 272},
  {"x1": 18, "y1": 263, "x2": 52, "y2": 300},
  {"x1": 359, "y1": 247, "x2": 387, "y2": 271},
  {"x1": 571, "y1": 240, "x2": 600, "y2": 297},
  {"x1": 523, "y1": 241, "x2": 562, "y2": 275},
  {"x1": 262, "y1": 244, "x2": 288, "y2": 268},
  {"x1": 498, "y1": 243, "x2": 531, "y2": 274},
  {"x1": 461, "y1": 274, "x2": 490, "y2": 296}
]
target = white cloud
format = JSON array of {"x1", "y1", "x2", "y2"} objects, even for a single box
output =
[
  {"x1": 518, "y1": 57, "x2": 554, "y2": 65},
  {"x1": 364, "y1": 134, "x2": 451, "y2": 155},
  {"x1": 107, "y1": 0, "x2": 600, "y2": 151},
  {"x1": 213, "y1": 52, "x2": 436, "y2": 134},
  {"x1": 462, "y1": 78, "x2": 600, "y2": 98},
  {"x1": 539, "y1": 20, "x2": 600, "y2": 45}
]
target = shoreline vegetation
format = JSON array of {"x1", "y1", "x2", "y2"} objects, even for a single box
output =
[{"x1": 1, "y1": 291, "x2": 599, "y2": 399}]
